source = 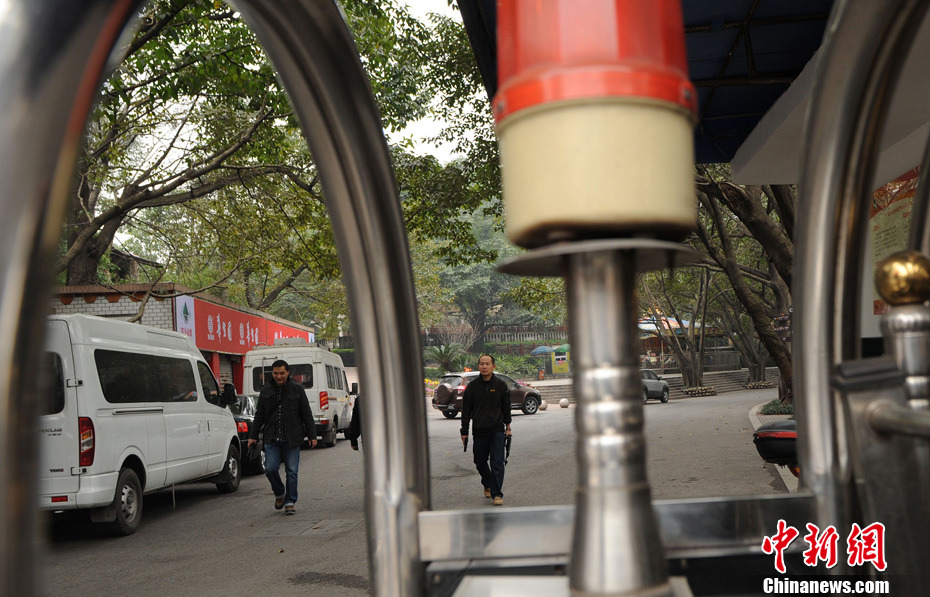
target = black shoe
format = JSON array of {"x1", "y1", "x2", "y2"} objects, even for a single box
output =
[{"x1": 274, "y1": 495, "x2": 285, "y2": 510}]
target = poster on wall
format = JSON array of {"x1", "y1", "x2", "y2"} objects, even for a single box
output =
[
  {"x1": 175, "y1": 295, "x2": 196, "y2": 341},
  {"x1": 871, "y1": 168, "x2": 919, "y2": 314}
]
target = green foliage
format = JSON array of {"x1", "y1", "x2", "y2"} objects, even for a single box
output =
[
  {"x1": 65, "y1": 0, "x2": 502, "y2": 334},
  {"x1": 493, "y1": 354, "x2": 539, "y2": 378},
  {"x1": 332, "y1": 348, "x2": 356, "y2": 367},
  {"x1": 759, "y1": 399, "x2": 795, "y2": 416},
  {"x1": 505, "y1": 277, "x2": 566, "y2": 325},
  {"x1": 423, "y1": 367, "x2": 446, "y2": 381},
  {"x1": 424, "y1": 343, "x2": 468, "y2": 372}
]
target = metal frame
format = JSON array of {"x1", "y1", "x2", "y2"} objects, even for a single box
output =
[
  {"x1": 0, "y1": 1, "x2": 430, "y2": 594},
  {"x1": 4, "y1": 0, "x2": 930, "y2": 595}
]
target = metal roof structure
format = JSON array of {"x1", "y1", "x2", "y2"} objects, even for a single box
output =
[{"x1": 458, "y1": 0, "x2": 835, "y2": 166}]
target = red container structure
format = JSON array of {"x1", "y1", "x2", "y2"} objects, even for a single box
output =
[{"x1": 494, "y1": 0, "x2": 698, "y2": 248}]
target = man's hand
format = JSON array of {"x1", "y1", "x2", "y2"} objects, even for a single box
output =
[
  {"x1": 505, "y1": 427, "x2": 512, "y2": 437},
  {"x1": 351, "y1": 443, "x2": 359, "y2": 452},
  {"x1": 461, "y1": 435, "x2": 468, "y2": 447},
  {"x1": 308, "y1": 439, "x2": 318, "y2": 449},
  {"x1": 247, "y1": 438, "x2": 256, "y2": 448}
]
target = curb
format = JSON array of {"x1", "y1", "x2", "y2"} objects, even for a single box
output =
[{"x1": 749, "y1": 403, "x2": 798, "y2": 493}]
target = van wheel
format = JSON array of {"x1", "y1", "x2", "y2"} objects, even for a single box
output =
[
  {"x1": 441, "y1": 409, "x2": 458, "y2": 419},
  {"x1": 323, "y1": 426, "x2": 338, "y2": 448},
  {"x1": 216, "y1": 444, "x2": 241, "y2": 493},
  {"x1": 521, "y1": 396, "x2": 540, "y2": 415},
  {"x1": 104, "y1": 468, "x2": 142, "y2": 536}
]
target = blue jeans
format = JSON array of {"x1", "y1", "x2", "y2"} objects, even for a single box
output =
[
  {"x1": 263, "y1": 442, "x2": 301, "y2": 505},
  {"x1": 472, "y1": 432, "x2": 506, "y2": 499}
]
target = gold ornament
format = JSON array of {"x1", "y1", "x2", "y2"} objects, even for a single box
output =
[{"x1": 875, "y1": 250, "x2": 930, "y2": 305}]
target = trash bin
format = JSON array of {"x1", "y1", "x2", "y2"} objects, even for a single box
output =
[{"x1": 538, "y1": 369, "x2": 545, "y2": 380}]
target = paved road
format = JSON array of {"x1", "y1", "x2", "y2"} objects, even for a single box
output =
[{"x1": 42, "y1": 388, "x2": 782, "y2": 596}]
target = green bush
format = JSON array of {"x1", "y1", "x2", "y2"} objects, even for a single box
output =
[
  {"x1": 424, "y1": 367, "x2": 446, "y2": 380},
  {"x1": 332, "y1": 348, "x2": 355, "y2": 367},
  {"x1": 759, "y1": 399, "x2": 794, "y2": 415},
  {"x1": 493, "y1": 354, "x2": 539, "y2": 378}
]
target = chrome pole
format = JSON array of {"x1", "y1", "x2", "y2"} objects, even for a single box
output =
[
  {"x1": 233, "y1": 2, "x2": 430, "y2": 595},
  {"x1": 0, "y1": 1, "x2": 144, "y2": 594},
  {"x1": 566, "y1": 250, "x2": 670, "y2": 596},
  {"x1": 794, "y1": 0, "x2": 928, "y2": 546}
]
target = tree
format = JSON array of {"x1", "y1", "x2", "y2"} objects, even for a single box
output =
[
  {"x1": 439, "y1": 208, "x2": 521, "y2": 351},
  {"x1": 694, "y1": 165, "x2": 794, "y2": 400},
  {"x1": 63, "y1": 0, "x2": 515, "y2": 341},
  {"x1": 424, "y1": 344, "x2": 468, "y2": 373},
  {"x1": 640, "y1": 268, "x2": 714, "y2": 388},
  {"x1": 429, "y1": 316, "x2": 480, "y2": 351},
  {"x1": 711, "y1": 281, "x2": 772, "y2": 383},
  {"x1": 61, "y1": 0, "x2": 440, "y2": 291}
]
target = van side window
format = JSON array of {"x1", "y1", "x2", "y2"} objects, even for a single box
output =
[
  {"x1": 96, "y1": 350, "x2": 197, "y2": 403},
  {"x1": 326, "y1": 364, "x2": 335, "y2": 389},
  {"x1": 335, "y1": 368, "x2": 344, "y2": 390},
  {"x1": 197, "y1": 362, "x2": 221, "y2": 406},
  {"x1": 41, "y1": 352, "x2": 65, "y2": 415}
]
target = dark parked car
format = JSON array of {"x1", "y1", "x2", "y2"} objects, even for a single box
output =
[
  {"x1": 431, "y1": 372, "x2": 542, "y2": 418},
  {"x1": 230, "y1": 395, "x2": 264, "y2": 474},
  {"x1": 641, "y1": 369, "x2": 670, "y2": 403}
]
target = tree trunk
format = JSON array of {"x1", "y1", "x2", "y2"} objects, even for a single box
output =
[
  {"x1": 748, "y1": 360, "x2": 766, "y2": 383},
  {"x1": 696, "y1": 193, "x2": 793, "y2": 399},
  {"x1": 66, "y1": 235, "x2": 110, "y2": 286}
]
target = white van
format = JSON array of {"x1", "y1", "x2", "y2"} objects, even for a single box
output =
[
  {"x1": 243, "y1": 338, "x2": 356, "y2": 447},
  {"x1": 39, "y1": 314, "x2": 241, "y2": 536}
]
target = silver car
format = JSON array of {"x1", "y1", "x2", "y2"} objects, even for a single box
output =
[{"x1": 641, "y1": 369, "x2": 669, "y2": 403}]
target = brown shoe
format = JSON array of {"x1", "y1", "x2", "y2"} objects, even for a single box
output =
[
  {"x1": 484, "y1": 487, "x2": 491, "y2": 498},
  {"x1": 493, "y1": 497, "x2": 503, "y2": 506},
  {"x1": 284, "y1": 504, "x2": 296, "y2": 515},
  {"x1": 274, "y1": 495, "x2": 285, "y2": 510}
]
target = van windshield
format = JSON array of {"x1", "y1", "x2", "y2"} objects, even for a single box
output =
[{"x1": 252, "y1": 363, "x2": 313, "y2": 392}]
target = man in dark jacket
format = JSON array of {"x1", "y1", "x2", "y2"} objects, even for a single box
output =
[
  {"x1": 460, "y1": 354, "x2": 511, "y2": 506},
  {"x1": 247, "y1": 360, "x2": 317, "y2": 515}
]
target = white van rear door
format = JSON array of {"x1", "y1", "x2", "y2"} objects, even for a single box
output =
[{"x1": 38, "y1": 319, "x2": 80, "y2": 502}]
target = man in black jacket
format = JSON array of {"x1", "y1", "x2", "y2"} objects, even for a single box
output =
[
  {"x1": 247, "y1": 360, "x2": 317, "y2": 515},
  {"x1": 460, "y1": 354, "x2": 512, "y2": 506}
]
